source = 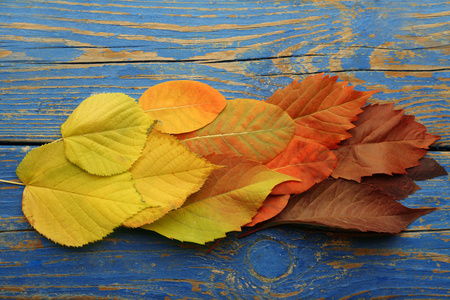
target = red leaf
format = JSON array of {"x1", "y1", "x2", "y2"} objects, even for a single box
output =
[
  {"x1": 407, "y1": 157, "x2": 448, "y2": 181},
  {"x1": 263, "y1": 179, "x2": 437, "y2": 234},
  {"x1": 266, "y1": 73, "x2": 377, "y2": 149},
  {"x1": 361, "y1": 174, "x2": 420, "y2": 200},
  {"x1": 265, "y1": 137, "x2": 337, "y2": 195},
  {"x1": 245, "y1": 194, "x2": 290, "y2": 227},
  {"x1": 332, "y1": 104, "x2": 440, "y2": 182}
]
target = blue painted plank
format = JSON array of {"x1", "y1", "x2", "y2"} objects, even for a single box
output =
[
  {"x1": 0, "y1": 1, "x2": 449, "y2": 298},
  {"x1": 0, "y1": 225, "x2": 449, "y2": 298},
  {"x1": 0, "y1": 0, "x2": 449, "y2": 145},
  {"x1": 0, "y1": 146, "x2": 449, "y2": 298}
]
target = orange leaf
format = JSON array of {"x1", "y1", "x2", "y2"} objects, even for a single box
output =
[
  {"x1": 138, "y1": 80, "x2": 227, "y2": 134},
  {"x1": 266, "y1": 73, "x2": 377, "y2": 149},
  {"x1": 245, "y1": 194, "x2": 290, "y2": 227},
  {"x1": 177, "y1": 99, "x2": 296, "y2": 163},
  {"x1": 332, "y1": 104, "x2": 440, "y2": 182},
  {"x1": 266, "y1": 137, "x2": 337, "y2": 195}
]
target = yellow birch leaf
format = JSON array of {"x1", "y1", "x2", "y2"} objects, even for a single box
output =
[
  {"x1": 142, "y1": 154, "x2": 298, "y2": 244},
  {"x1": 123, "y1": 131, "x2": 220, "y2": 228},
  {"x1": 16, "y1": 142, "x2": 148, "y2": 247},
  {"x1": 61, "y1": 93, "x2": 154, "y2": 176},
  {"x1": 138, "y1": 80, "x2": 227, "y2": 134}
]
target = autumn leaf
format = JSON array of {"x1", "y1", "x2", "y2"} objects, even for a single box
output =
[
  {"x1": 361, "y1": 157, "x2": 447, "y2": 200},
  {"x1": 177, "y1": 99, "x2": 296, "y2": 163},
  {"x1": 141, "y1": 154, "x2": 298, "y2": 244},
  {"x1": 258, "y1": 178, "x2": 437, "y2": 234},
  {"x1": 245, "y1": 194, "x2": 290, "y2": 227},
  {"x1": 61, "y1": 93, "x2": 154, "y2": 176},
  {"x1": 362, "y1": 174, "x2": 420, "y2": 200},
  {"x1": 266, "y1": 73, "x2": 377, "y2": 149},
  {"x1": 16, "y1": 142, "x2": 148, "y2": 247},
  {"x1": 407, "y1": 157, "x2": 448, "y2": 181},
  {"x1": 123, "y1": 130, "x2": 220, "y2": 228},
  {"x1": 138, "y1": 80, "x2": 227, "y2": 134},
  {"x1": 266, "y1": 136, "x2": 337, "y2": 195},
  {"x1": 332, "y1": 104, "x2": 440, "y2": 182}
]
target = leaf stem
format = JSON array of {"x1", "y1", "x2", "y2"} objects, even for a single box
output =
[
  {"x1": 0, "y1": 179, "x2": 25, "y2": 186},
  {"x1": 51, "y1": 138, "x2": 63, "y2": 143}
]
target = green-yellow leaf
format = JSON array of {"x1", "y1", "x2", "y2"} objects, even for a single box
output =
[
  {"x1": 123, "y1": 131, "x2": 220, "y2": 228},
  {"x1": 141, "y1": 154, "x2": 298, "y2": 244},
  {"x1": 16, "y1": 142, "x2": 148, "y2": 247},
  {"x1": 61, "y1": 93, "x2": 154, "y2": 176},
  {"x1": 176, "y1": 99, "x2": 296, "y2": 163},
  {"x1": 138, "y1": 80, "x2": 227, "y2": 134}
]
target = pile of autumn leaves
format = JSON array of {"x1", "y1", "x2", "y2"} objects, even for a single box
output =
[{"x1": 15, "y1": 74, "x2": 447, "y2": 247}]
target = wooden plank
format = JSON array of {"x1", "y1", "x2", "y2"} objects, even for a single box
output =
[
  {"x1": 0, "y1": 146, "x2": 449, "y2": 298},
  {"x1": 0, "y1": 0, "x2": 449, "y2": 146},
  {"x1": 0, "y1": 1, "x2": 449, "y2": 298}
]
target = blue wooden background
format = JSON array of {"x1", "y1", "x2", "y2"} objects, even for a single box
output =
[{"x1": 1, "y1": 1, "x2": 449, "y2": 299}]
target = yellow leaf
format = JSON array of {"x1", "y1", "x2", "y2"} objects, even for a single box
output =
[
  {"x1": 61, "y1": 93, "x2": 154, "y2": 176},
  {"x1": 123, "y1": 131, "x2": 220, "y2": 228},
  {"x1": 138, "y1": 80, "x2": 227, "y2": 134},
  {"x1": 142, "y1": 154, "x2": 298, "y2": 244},
  {"x1": 16, "y1": 142, "x2": 148, "y2": 247}
]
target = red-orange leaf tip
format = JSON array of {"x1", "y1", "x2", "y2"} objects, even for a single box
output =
[{"x1": 267, "y1": 73, "x2": 378, "y2": 149}]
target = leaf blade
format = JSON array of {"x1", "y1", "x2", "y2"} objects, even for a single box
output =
[
  {"x1": 16, "y1": 142, "x2": 147, "y2": 247},
  {"x1": 142, "y1": 154, "x2": 297, "y2": 244},
  {"x1": 245, "y1": 194, "x2": 290, "y2": 227},
  {"x1": 265, "y1": 178, "x2": 437, "y2": 234},
  {"x1": 138, "y1": 80, "x2": 227, "y2": 134},
  {"x1": 177, "y1": 99, "x2": 296, "y2": 163},
  {"x1": 407, "y1": 157, "x2": 448, "y2": 181},
  {"x1": 123, "y1": 131, "x2": 220, "y2": 228},
  {"x1": 61, "y1": 93, "x2": 154, "y2": 176},
  {"x1": 266, "y1": 137, "x2": 337, "y2": 195},
  {"x1": 331, "y1": 104, "x2": 440, "y2": 182},
  {"x1": 266, "y1": 73, "x2": 377, "y2": 149}
]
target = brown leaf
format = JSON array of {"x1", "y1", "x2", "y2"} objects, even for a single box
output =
[
  {"x1": 361, "y1": 174, "x2": 420, "y2": 200},
  {"x1": 407, "y1": 157, "x2": 448, "y2": 181},
  {"x1": 262, "y1": 178, "x2": 437, "y2": 234},
  {"x1": 266, "y1": 73, "x2": 377, "y2": 149},
  {"x1": 266, "y1": 137, "x2": 337, "y2": 195},
  {"x1": 332, "y1": 104, "x2": 440, "y2": 182}
]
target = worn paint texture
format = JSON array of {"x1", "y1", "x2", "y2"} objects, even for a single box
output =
[{"x1": 0, "y1": 0, "x2": 449, "y2": 298}]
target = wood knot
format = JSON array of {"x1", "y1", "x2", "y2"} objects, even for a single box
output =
[{"x1": 247, "y1": 239, "x2": 292, "y2": 282}]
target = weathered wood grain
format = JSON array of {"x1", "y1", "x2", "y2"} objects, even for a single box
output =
[
  {"x1": 0, "y1": 0, "x2": 449, "y2": 298},
  {"x1": 1, "y1": 0, "x2": 449, "y2": 146},
  {"x1": 0, "y1": 147, "x2": 449, "y2": 299}
]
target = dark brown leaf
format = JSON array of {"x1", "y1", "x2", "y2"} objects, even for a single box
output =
[
  {"x1": 261, "y1": 178, "x2": 437, "y2": 234},
  {"x1": 362, "y1": 174, "x2": 420, "y2": 200},
  {"x1": 407, "y1": 157, "x2": 448, "y2": 181}
]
